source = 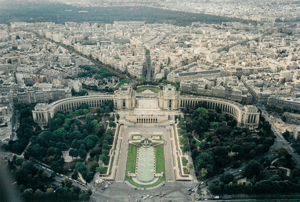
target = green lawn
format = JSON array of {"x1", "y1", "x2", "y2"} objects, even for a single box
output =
[
  {"x1": 183, "y1": 167, "x2": 190, "y2": 174},
  {"x1": 178, "y1": 128, "x2": 186, "y2": 136},
  {"x1": 155, "y1": 145, "x2": 165, "y2": 173},
  {"x1": 180, "y1": 137, "x2": 187, "y2": 145},
  {"x1": 136, "y1": 86, "x2": 161, "y2": 93},
  {"x1": 182, "y1": 157, "x2": 188, "y2": 166},
  {"x1": 126, "y1": 145, "x2": 138, "y2": 173}
]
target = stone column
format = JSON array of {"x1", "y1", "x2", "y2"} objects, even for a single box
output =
[{"x1": 32, "y1": 112, "x2": 37, "y2": 122}]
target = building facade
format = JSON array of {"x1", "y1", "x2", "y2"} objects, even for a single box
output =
[{"x1": 32, "y1": 84, "x2": 260, "y2": 128}]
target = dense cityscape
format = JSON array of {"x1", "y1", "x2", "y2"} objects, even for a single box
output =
[{"x1": 1, "y1": 0, "x2": 300, "y2": 202}]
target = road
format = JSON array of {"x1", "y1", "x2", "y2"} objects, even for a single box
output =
[
  {"x1": 144, "y1": 48, "x2": 152, "y2": 81},
  {"x1": 90, "y1": 181, "x2": 196, "y2": 202},
  {"x1": 258, "y1": 106, "x2": 300, "y2": 168}
]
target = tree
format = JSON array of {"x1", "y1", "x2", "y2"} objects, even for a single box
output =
[
  {"x1": 69, "y1": 149, "x2": 78, "y2": 159},
  {"x1": 69, "y1": 131, "x2": 83, "y2": 142},
  {"x1": 63, "y1": 178, "x2": 73, "y2": 188},
  {"x1": 74, "y1": 162, "x2": 86, "y2": 172},
  {"x1": 21, "y1": 188, "x2": 34, "y2": 200},
  {"x1": 72, "y1": 186, "x2": 81, "y2": 194},
  {"x1": 71, "y1": 139, "x2": 78, "y2": 148},
  {"x1": 109, "y1": 120, "x2": 116, "y2": 127},
  {"x1": 56, "y1": 142, "x2": 68, "y2": 151},
  {"x1": 220, "y1": 173, "x2": 234, "y2": 184},
  {"x1": 15, "y1": 157, "x2": 23, "y2": 166},
  {"x1": 100, "y1": 154, "x2": 108, "y2": 165},
  {"x1": 51, "y1": 159, "x2": 64, "y2": 173},
  {"x1": 195, "y1": 117, "x2": 209, "y2": 134},
  {"x1": 191, "y1": 149, "x2": 199, "y2": 160},
  {"x1": 78, "y1": 149, "x2": 87, "y2": 159},
  {"x1": 232, "y1": 144, "x2": 242, "y2": 153},
  {"x1": 47, "y1": 147, "x2": 61, "y2": 157},
  {"x1": 244, "y1": 160, "x2": 263, "y2": 179},
  {"x1": 79, "y1": 192, "x2": 90, "y2": 201},
  {"x1": 46, "y1": 188, "x2": 54, "y2": 194},
  {"x1": 85, "y1": 172, "x2": 95, "y2": 183},
  {"x1": 208, "y1": 183, "x2": 223, "y2": 196},
  {"x1": 53, "y1": 129, "x2": 67, "y2": 141},
  {"x1": 262, "y1": 121, "x2": 271, "y2": 133},
  {"x1": 104, "y1": 134, "x2": 113, "y2": 144},
  {"x1": 197, "y1": 107, "x2": 208, "y2": 117},
  {"x1": 34, "y1": 189, "x2": 44, "y2": 199},
  {"x1": 77, "y1": 90, "x2": 88, "y2": 96},
  {"x1": 200, "y1": 168, "x2": 208, "y2": 177},
  {"x1": 96, "y1": 166, "x2": 107, "y2": 174}
]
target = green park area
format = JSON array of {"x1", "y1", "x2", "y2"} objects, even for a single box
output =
[
  {"x1": 2, "y1": 102, "x2": 117, "y2": 201},
  {"x1": 136, "y1": 86, "x2": 161, "y2": 93}
]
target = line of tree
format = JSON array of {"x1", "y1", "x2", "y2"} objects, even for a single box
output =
[{"x1": 133, "y1": 77, "x2": 180, "y2": 90}]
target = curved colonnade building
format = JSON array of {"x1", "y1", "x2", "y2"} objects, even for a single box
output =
[{"x1": 32, "y1": 84, "x2": 260, "y2": 128}]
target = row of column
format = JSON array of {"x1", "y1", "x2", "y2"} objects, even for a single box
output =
[
  {"x1": 179, "y1": 100, "x2": 199, "y2": 108},
  {"x1": 33, "y1": 112, "x2": 49, "y2": 123},
  {"x1": 137, "y1": 118, "x2": 158, "y2": 123},
  {"x1": 207, "y1": 102, "x2": 237, "y2": 117},
  {"x1": 179, "y1": 99, "x2": 237, "y2": 117},
  {"x1": 55, "y1": 99, "x2": 112, "y2": 113},
  {"x1": 247, "y1": 114, "x2": 258, "y2": 124}
]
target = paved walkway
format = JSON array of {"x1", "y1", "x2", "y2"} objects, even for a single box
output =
[
  {"x1": 170, "y1": 124, "x2": 192, "y2": 181},
  {"x1": 115, "y1": 126, "x2": 129, "y2": 182},
  {"x1": 100, "y1": 125, "x2": 123, "y2": 180},
  {"x1": 164, "y1": 126, "x2": 175, "y2": 182}
]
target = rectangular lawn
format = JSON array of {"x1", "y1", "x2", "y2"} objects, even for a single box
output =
[
  {"x1": 126, "y1": 145, "x2": 137, "y2": 173},
  {"x1": 155, "y1": 145, "x2": 165, "y2": 173}
]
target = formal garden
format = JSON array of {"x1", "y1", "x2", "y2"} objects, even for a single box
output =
[{"x1": 125, "y1": 144, "x2": 166, "y2": 188}]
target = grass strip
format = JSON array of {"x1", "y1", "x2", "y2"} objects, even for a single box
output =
[
  {"x1": 155, "y1": 145, "x2": 165, "y2": 173},
  {"x1": 126, "y1": 145, "x2": 137, "y2": 173}
]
